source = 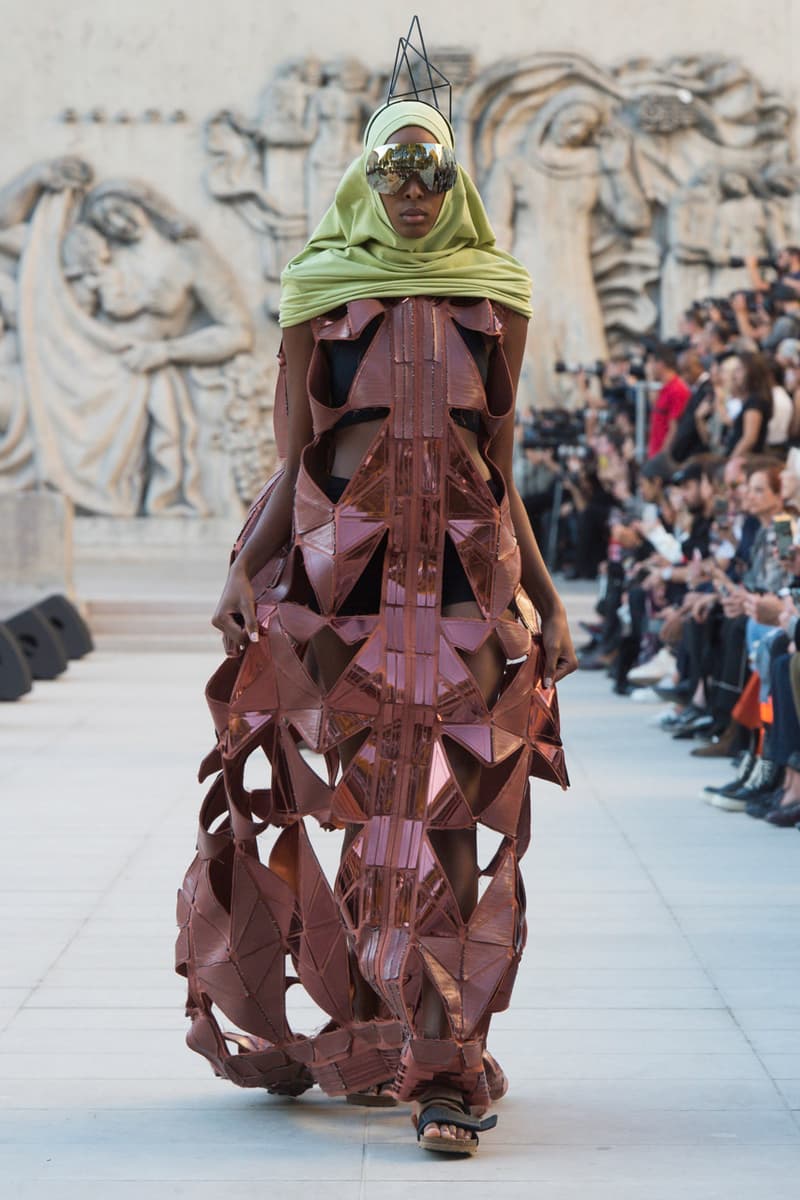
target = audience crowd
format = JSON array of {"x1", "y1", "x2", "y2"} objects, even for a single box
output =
[{"x1": 513, "y1": 248, "x2": 800, "y2": 828}]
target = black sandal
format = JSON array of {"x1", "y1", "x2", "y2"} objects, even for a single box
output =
[{"x1": 415, "y1": 1093, "x2": 497, "y2": 1155}]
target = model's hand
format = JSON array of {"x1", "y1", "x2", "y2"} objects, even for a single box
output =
[
  {"x1": 540, "y1": 605, "x2": 578, "y2": 689},
  {"x1": 212, "y1": 561, "x2": 259, "y2": 655}
]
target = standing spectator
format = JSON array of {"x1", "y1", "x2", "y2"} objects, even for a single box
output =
[
  {"x1": 724, "y1": 353, "x2": 774, "y2": 457},
  {"x1": 671, "y1": 349, "x2": 714, "y2": 463},
  {"x1": 775, "y1": 338, "x2": 800, "y2": 439},
  {"x1": 647, "y1": 343, "x2": 692, "y2": 462},
  {"x1": 767, "y1": 361, "x2": 794, "y2": 449}
]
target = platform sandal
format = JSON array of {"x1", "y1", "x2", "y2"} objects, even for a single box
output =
[{"x1": 414, "y1": 1090, "x2": 497, "y2": 1155}]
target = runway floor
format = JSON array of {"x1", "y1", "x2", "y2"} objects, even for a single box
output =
[{"x1": 2, "y1": 582, "x2": 799, "y2": 1198}]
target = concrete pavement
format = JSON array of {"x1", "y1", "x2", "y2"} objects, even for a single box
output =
[{"x1": 1, "y1": 584, "x2": 799, "y2": 1197}]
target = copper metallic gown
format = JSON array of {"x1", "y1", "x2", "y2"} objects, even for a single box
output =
[{"x1": 175, "y1": 295, "x2": 568, "y2": 1109}]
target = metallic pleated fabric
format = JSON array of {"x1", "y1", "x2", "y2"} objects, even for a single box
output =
[{"x1": 175, "y1": 296, "x2": 568, "y2": 1108}]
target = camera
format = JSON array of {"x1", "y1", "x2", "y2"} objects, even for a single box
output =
[
  {"x1": 553, "y1": 359, "x2": 604, "y2": 377},
  {"x1": 727, "y1": 256, "x2": 777, "y2": 270},
  {"x1": 521, "y1": 410, "x2": 587, "y2": 456}
]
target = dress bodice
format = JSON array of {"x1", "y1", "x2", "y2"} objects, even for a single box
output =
[{"x1": 305, "y1": 296, "x2": 515, "y2": 439}]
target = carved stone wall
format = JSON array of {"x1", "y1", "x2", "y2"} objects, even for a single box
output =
[{"x1": 0, "y1": 1, "x2": 798, "y2": 518}]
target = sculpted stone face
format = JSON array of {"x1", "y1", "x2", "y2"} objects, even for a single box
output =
[
  {"x1": 378, "y1": 124, "x2": 446, "y2": 239},
  {"x1": 550, "y1": 103, "x2": 600, "y2": 148},
  {"x1": 90, "y1": 196, "x2": 149, "y2": 243},
  {"x1": 721, "y1": 171, "x2": 750, "y2": 199}
]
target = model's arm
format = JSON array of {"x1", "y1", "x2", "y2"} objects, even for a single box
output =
[
  {"x1": 212, "y1": 321, "x2": 315, "y2": 653},
  {"x1": 491, "y1": 311, "x2": 578, "y2": 687}
]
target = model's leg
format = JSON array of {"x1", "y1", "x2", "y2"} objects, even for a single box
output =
[
  {"x1": 307, "y1": 623, "x2": 382, "y2": 1023},
  {"x1": 416, "y1": 598, "x2": 506, "y2": 1144}
]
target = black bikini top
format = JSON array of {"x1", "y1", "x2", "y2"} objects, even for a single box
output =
[{"x1": 321, "y1": 314, "x2": 491, "y2": 434}]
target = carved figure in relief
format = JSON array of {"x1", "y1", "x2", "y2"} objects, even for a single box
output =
[
  {"x1": 190, "y1": 349, "x2": 279, "y2": 508},
  {"x1": 0, "y1": 157, "x2": 93, "y2": 493},
  {"x1": 762, "y1": 163, "x2": 800, "y2": 253},
  {"x1": 205, "y1": 90, "x2": 313, "y2": 315},
  {"x1": 660, "y1": 168, "x2": 718, "y2": 336},
  {"x1": 306, "y1": 58, "x2": 372, "y2": 230},
  {"x1": 708, "y1": 169, "x2": 768, "y2": 298},
  {"x1": 257, "y1": 56, "x2": 322, "y2": 145},
  {"x1": 16, "y1": 178, "x2": 253, "y2": 515},
  {"x1": 485, "y1": 87, "x2": 650, "y2": 404}
]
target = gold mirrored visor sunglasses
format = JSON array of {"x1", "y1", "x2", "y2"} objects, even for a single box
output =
[{"x1": 365, "y1": 142, "x2": 458, "y2": 195}]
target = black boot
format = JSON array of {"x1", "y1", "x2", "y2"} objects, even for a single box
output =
[
  {"x1": 711, "y1": 759, "x2": 784, "y2": 812},
  {"x1": 727, "y1": 758, "x2": 783, "y2": 801},
  {"x1": 701, "y1": 750, "x2": 756, "y2": 800},
  {"x1": 746, "y1": 782, "x2": 787, "y2": 819}
]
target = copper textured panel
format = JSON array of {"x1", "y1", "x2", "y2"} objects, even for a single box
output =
[{"x1": 176, "y1": 297, "x2": 567, "y2": 1107}]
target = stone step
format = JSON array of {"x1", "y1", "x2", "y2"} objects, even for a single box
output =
[
  {"x1": 85, "y1": 598, "x2": 218, "y2": 650},
  {"x1": 91, "y1": 631, "x2": 221, "y2": 655}
]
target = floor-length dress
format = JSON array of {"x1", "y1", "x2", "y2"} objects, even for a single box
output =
[{"x1": 176, "y1": 295, "x2": 568, "y2": 1108}]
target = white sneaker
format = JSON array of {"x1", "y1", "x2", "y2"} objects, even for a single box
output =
[
  {"x1": 628, "y1": 647, "x2": 676, "y2": 685},
  {"x1": 709, "y1": 794, "x2": 747, "y2": 812},
  {"x1": 630, "y1": 687, "x2": 662, "y2": 704}
]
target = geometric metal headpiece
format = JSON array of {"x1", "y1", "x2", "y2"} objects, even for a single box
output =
[{"x1": 387, "y1": 15, "x2": 452, "y2": 121}]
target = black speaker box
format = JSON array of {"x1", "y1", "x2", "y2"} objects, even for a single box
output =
[
  {"x1": 37, "y1": 593, "x2": 94, "y2": 659},
  {"x1": 0, "y1": 623, "x2": 33, "y2": 700},
  {"x1": 6, "y1": 605, "x2": 68, "y2": 680}
]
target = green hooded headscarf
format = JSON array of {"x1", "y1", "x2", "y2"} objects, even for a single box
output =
[{"x1": 278, "y1": 99, "x2": 532, "y2": 327}]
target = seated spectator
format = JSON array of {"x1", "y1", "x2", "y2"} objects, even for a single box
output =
[
  {"x1": 571, "y1": 243, "x2": 800, "y2": 836},
  {"x1": 781, "y1": 448, "x2": 800, "y2": 515}
]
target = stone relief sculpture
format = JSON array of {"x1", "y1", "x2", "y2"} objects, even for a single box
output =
[
  {"x1": 762, "y1": 163, "x2": 800, "y2": 254},
  {"x1": 2, "y1": 48, "x2": 796, "y2": 518},
  {"x1": 483, "y1": 86, "x2": 652, "y2": 401},
  {"x1": 206, "y1": 110, "x2": 309, "y2": 318},
  {"x1": 660, "y1": 168, "x2": 719, "y2": 335},
  {"x1": 708, "y1": 169, "x2": 769, "y2": 297},
  {"x1": 305, "y1": 58, "x2": 373, "y2": 229},
  {"x1": 0, "y1": 157, "x2": 92, "y2": 495},
  {"x1": 1, "y1": 164, "x2": 276, "y2": 516},
  {"x1": 190, "y1": 350, "x2": 278, "y2": 510},
  {"x1": 206, "y1": 48, "x2": 795, "y2": 409},
  {"x1": 458, "y1": 52, "x2": 794, "y2": 392}
]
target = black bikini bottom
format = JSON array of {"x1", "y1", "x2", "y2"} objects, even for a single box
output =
[{"x1": 320, "y1": 473, "x2": 503, "y2": 614}]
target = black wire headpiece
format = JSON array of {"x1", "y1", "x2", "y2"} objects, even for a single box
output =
[{"x1": 387, "y1": 16, "x2": 452, "y2": 121}]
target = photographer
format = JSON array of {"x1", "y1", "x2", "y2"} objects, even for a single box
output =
[
  {"x1": 517, "y1": 431, "x2": 560, "y2": 551},
  {"x1": 745, "y1": 246, "x2": 800, "y2": 298}
]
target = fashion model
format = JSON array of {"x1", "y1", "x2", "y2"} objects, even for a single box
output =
[{"x1": 176, "y1": 23, "x2": 576, "y2": 1156}]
